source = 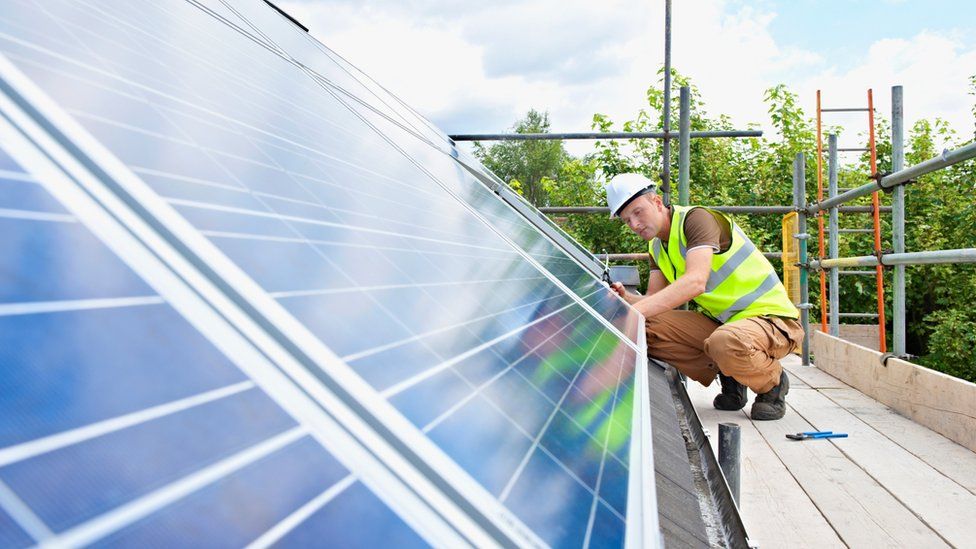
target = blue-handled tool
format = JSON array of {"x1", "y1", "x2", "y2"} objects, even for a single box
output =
[{"x1": 785, "y1": 431, "x2": 848, "y2": 441}]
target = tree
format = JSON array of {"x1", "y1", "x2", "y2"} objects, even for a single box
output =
[{"x1": 472, "y1": 109, "x2": 567, "y2": 206}]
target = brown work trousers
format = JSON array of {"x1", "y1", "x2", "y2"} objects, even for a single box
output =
[{"x1": 645, "y1": 310, "x2": 805, "y2": 394}]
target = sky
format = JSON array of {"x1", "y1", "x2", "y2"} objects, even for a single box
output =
[{"x1": 280, "y1": 0, "x2": 976, "y2": 157}]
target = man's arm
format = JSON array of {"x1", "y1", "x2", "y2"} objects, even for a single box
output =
[
  {"x1": 610, "y1": 261, "x2": 669, "y2": 306},
  {"x1": 628, "y1": 247, "x2": 713, "y2": 317},
  {"x1": 646, "y1": 269, "x2": 668, "y2": 296}
]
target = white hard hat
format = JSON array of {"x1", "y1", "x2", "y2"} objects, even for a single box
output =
[{"x1": 605, "y1": 173, "x2": 657, "y2": 218}]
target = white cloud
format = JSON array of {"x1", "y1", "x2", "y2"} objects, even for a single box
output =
[
  {"x1": 781, "y1": 31, "x2": 976, "y2": 155},
  {"x1": 282, "y1": 0, "x2": 655, "y2": 147},
  {"x1": 282, "y1": 0, "x2": 976, "y2": 158}
]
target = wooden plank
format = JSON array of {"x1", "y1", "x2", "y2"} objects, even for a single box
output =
[
  {"x1": 818, "y1": 387, "x2": 976, "y2": 496},
  {"x1": 781, "y1": 357, "x2": 848, "y2": 390},
  {"x1": 751, "y1": 391, "x2": 949, "y2": 548},
  {"x1": 815, "y1": 324, "x2": 880, "y2": 351},
  {"x1": 786, "y1": 387, "x2": 976, "y2": 547},
  {"x1": 686, "y1": 382, "x2": 844, "y2": 548},
  {"x1": 812, "y1": 331, "x2": 976, "y2": 452}
]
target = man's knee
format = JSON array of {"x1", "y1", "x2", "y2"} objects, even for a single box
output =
[{"x1": 704, "y1": 327, "x2": 752, "y2": 359}]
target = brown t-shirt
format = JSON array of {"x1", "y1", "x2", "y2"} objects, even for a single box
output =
[{"x1": 648, "y1": 207, "x2": 732, "y2": 272}]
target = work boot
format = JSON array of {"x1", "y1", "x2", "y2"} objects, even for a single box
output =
[
  {"x1": 750, "y1": 370, "x2": 790, "y2": 421},
  {"x1": 713, "y1": 374, "x2": 748, "y2": 411}
]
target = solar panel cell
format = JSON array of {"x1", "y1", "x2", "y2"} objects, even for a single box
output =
[
  {"x1": 0, "y1": 219, "x2": 160, "y2": 303},
  {"x1": 0, "y1": 306, "x2": 246, "y2": 447},
  {"x1": 95, "y1": 435, "x2": 364, "y2": 548},
  {"x1": 271, "y1": 481, "x2": 429, "y2": 549},
  {"x1": 0, "y1": 173, "x2": 67, "y2": 213},
  {"x1": 0, "y1": 389, "x2": 296, "y2": 531},
  {"x1": 0, "y1": 510, "x2": 32, "y2": 549},
  {"x1": 503, "y1": 449, "x2": 601, "y2": 547}
]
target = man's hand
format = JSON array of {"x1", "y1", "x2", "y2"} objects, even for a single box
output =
[{"x1": 610, "y1": 282, "x2": 641, "y2": 305}]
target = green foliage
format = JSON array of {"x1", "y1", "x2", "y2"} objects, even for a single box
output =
[
  {"x1": 545, "y1": 158, "x2": 639, "y2": 251},
  {"x1": 920, "y1": 309, "x2": 976, "y2": 382},
  {"x1": 472, "y1": 109, "x2": 567, "y2": 206},
  {"x1": 969, "y1": 74, "x2": 976, "y2": 138}
]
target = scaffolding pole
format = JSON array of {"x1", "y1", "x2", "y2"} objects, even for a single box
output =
[
  {"x1": 794, "y1": 153, "x2": 811, "y2": 366},
  {"x1": 540, "y1": 205, "x2": 891, "y2": 215},
  {"x1": 892, "y1": 85, "x2": 906, "y2": 356},
  {"x1": 809, "y1": 141, "x2": 976, "y2": 215},
  {"x1": 595, "y1": 252, "x2": 782, "y2": 261},
  {"x1": 816, "y1": 90, "x2": 828, "y2": 332},
  {"x1": 828, "y1": 134, "x2": 840, "y2": 336},
  {"x1": 448, "y1": 130, "x2": 762, "y2": 141},
  {"x1": 811, "y1": 249, "x2": 976, "y2": 269},
  {"x1": 867, "y1": 89, "x2": 888, "y2": 353},
  {"x1": 661, "y1": 0, "x2": 673, "y2": 205},
  {"x1": 678, "y1": 86, "x2": 691, "y2": 206}
]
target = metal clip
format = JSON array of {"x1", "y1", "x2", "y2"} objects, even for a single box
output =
[
  {"x1": 874, "y1": 248, "x2": 894, "y2": 268},
  {"x1": 870, "y1": 171, "x2": 895, "y2": 193}
]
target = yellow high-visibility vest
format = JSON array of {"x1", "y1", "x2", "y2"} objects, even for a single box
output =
[{"x1": 649, "y1": 206, "x2": 798, "y2": 323}]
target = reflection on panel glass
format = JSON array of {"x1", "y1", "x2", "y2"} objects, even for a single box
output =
[
  {"x1": 0, "y1": 148, "x2": 423, "y2": 547},
  {"x1": 214, "y1": 0, "x2": 453, "y2": 150},
  {"x1": 210, "y1": 0, "x2": 638, "y2": 339},
  {"x1": 0, "y1": 1, "x2": 646, "y2": 545}
]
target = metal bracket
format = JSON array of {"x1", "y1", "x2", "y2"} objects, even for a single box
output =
[
  {"x1": 874, "y1": 248, "x2": 895, "y2": 268},
  {"x1": 601, "y1": 248, "x2": 612, "y2": 284},
  {"x1": 794, "y1": 233, "x2": 809, "y2": 240},
  {"x1": 870, "y1": 171, "x2": 896, "y2": 193}
]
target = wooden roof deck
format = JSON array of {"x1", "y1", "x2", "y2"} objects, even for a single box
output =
[{"x1": 686, "y1": 355, "x2": 976, "y2": 548}]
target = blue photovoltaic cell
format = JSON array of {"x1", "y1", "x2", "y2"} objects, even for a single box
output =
[
  {"x1": 273, "y1": 482, "x2": 428, "y2": 549},
  {"x1": 0, "y1": 390, "x2": 296, "y2": 531},
  {"x1": 0, "y1": 0, "x2": 647, "y2": 545},
  {"x1": 95, "y1": 436, "x2": 421, "y2": 549},
  {"x1": 0, "y1": 511, "x2": 32, "y2": 549},
  {"x1": 0, "y1": 306, "x2": 245, "y2": 447},
  {"x1": 0, "y1": 148, "x2": 429, "y2": 545},
  {"x1": 0, "y1": 218, "x2": 154, "y2": 303},
  {"x1": 0, "y1": 170, "x2": 67, "y2": 213}
]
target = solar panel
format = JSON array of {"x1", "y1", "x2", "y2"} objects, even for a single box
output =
[
  {"x1": 0, "y1": 147, "x2": 445, "y2": 547},
  {"x1": 0, "y1": 1, "x2": 660, "y2": 546}
]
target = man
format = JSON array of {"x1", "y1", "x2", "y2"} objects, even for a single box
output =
[{"x1": 605, "y1": 173, "x2": 803, "y2": 420}]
